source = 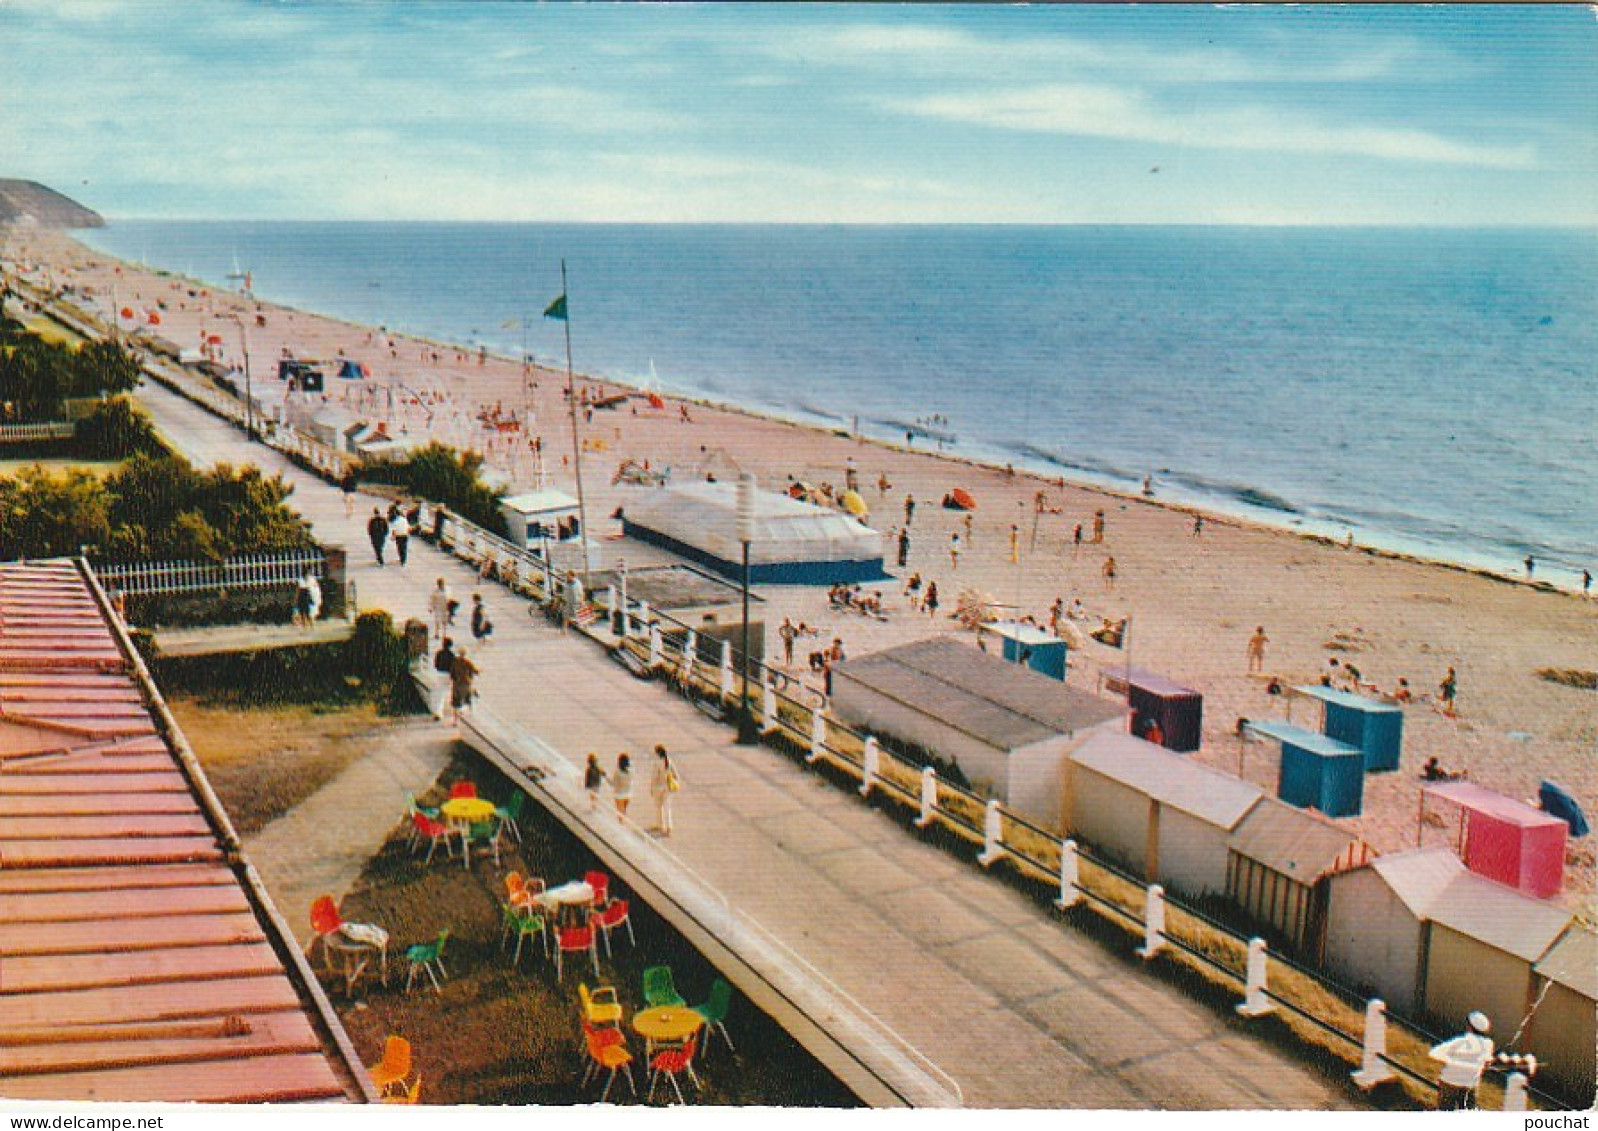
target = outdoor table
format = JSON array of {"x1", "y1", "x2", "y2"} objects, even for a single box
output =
[
  {"x1": 534, "y1": 880, "x2": 595, "y2": 908},
  {"x1": 632, "y1": 1005, "x2": 704, "y2": 1056},
  {"x1": 323, "y1": 922, "x2": 389, "y2": 996},
  {"x1": 441, "y1": 796, "x2": 497, "y2": 865}
]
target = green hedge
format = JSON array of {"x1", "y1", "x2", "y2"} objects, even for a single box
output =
[{"x1": 360, "y1": 441, "x2": 507, "y2": 535}]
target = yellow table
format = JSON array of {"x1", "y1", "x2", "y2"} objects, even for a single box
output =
[
  {"x1": 633, "y1": 1005, "x2": 703, "y2": 1055},
  {"x1": 441, "y1": 796, "x2": 498, "y2": 867}
]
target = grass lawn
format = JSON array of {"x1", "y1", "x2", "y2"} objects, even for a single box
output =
[{"x1": 0, "y1": 458, "x2": 122, "y2": 478}]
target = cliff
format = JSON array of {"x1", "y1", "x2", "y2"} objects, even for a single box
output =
[{"x1": 0, "y1": 180, "x2": 105, "y2": 229}]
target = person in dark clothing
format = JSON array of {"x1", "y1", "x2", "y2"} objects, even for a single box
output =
[
  {"x1": 897, "y1": 527, "x2": 910, "y2": 569},
  {"x1": 366, "y1": 507, "x2": 389, "y2": 565}
]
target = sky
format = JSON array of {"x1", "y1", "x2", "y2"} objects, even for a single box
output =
[{"x1": 1, "y1": 1, "x2": 1595, "y2": 226}]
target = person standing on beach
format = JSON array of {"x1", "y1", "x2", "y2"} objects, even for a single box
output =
[
  {"x1": 779, "y1": 617, "x2": 798, "y2": 666},
  {"x1": 650, "y1": 744, "x2": 680, "y2": 835},
  {"x1": 1247, "y1": 626, "x2": 1269, "y2": 674},
  {"x1": 1102, "y1": 556, "x2": 1117, "y2": 591},
  {"x1": 963, "y1": 512, "x2": 973, "y2": 545},
  {"x1": 366, "y1": 507, "x2": 389, "y2": 565},
  {"x1": 904, "y1": 494, "x2": 915, "y2": 526},
  {"x1": 1009, "y1": 524, "x2": 1020, "y2": 564},
  {"x1": 389, "y1": 506, "x2": 411, "y2": 566},
  {"x1": 1193, "y1": 515, "x2": 1204, "y2": 538},
  {"x1": 1584, "y1": 569, "x2": 1593, "y2": 597},
  {"x1": 949, "y1": 532, "x2": 961, "y2": 571},
  {"x1": 583, "y1": 752, "x2": 608, "y2": 813},
  {"x1": 1439, "y1": 666, "x2": 1458, "y2": 714},
  {"x1": 1092, "y1": 510, "x2": 1106, "y2": 543},
  {"x1": 1072, "y1": 523, "x2": 1083, "y2": 555},
  {"x1": 897, "y1": 527, "x2": 911, "y2": 569},
  {"x1": 845, "y1": 457, "x2": 858, "y2": 493},
  {"x1": 612, "y1": 753, "x2": 633, "y2": 821},
  {"x1": 1524, "y1": 555, "x2": 1535, "y2": 578},
  {"x1": 924, "y1": 581, "x2": 940, "y2": 619}
]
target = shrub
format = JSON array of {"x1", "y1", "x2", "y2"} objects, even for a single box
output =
[
  {"x1": 75, "y1": 395, "x2": 162, "y2": 458},
  {"x1": 362, "y1": 441, "x2": 507, "y2": 535}
]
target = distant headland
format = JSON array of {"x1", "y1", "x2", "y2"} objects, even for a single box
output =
[{"x1": 0, "y1": 179, "x2": 103, "y2": 229}]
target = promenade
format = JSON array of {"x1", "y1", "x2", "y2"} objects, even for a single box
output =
[{"x1": 135, "y1": 376, "x2": 1356, "y2": 1109}]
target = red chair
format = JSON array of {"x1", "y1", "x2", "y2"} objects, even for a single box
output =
[
  {"x1": 583, "y1": 870, "x2": 610, "y2": 906},
  {"x1": 555, "y1": 922, "x2": 600, "y2": 981},
  {"x1": 411, "y1": 811, "x2": 453, "y2": 864},
  {"x1": 595, "y1": 898, "x2": 635, "y2": 957},
  {"x1": 448, "y1": 781, "x2": 478, "y2": 800},
  {"x1": 582, "y1": 1023, "x2": 636, "y2": 1103},
  {"x1": 309, "y1": 895, "x2": 345, "y2": 969},
  {"x1": 647, "y1": 1036, "x2": 701, "y2": 1105}
]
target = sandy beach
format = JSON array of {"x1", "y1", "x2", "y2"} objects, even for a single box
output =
[{"x1": 11, "y1": 227, "x2": 1596, "y2": 910}]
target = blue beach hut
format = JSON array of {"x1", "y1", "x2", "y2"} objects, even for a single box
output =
[
  {"x1": 1246, "y1": 720, "x2": 1365, "y2": 819},
  {"x1": 1294, "y1": 685, "x2": 1403, "y2": 772},
  {"x1": 986, "y1": 622, "x2": 1068, "y2": 682}
]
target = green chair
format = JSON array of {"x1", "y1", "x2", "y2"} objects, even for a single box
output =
[
  {"x1": 693, "y1": 978, "x2": 736, "y2": 1055},
  {"x1": 494, "y1": 791, "x2": 526, "y2": 843},
  {"x1": 503, "y1": 904, "x2": 547, "y2": 966},
  {"x1": 405, "y1": 929, "x2": 451, "y2": 994},
  {"x1": 464, "y1": 820, "x2": 501, "y2": 869},
  {"x1": 642, "y1": 965, "x2": 685, "y2": 1009}
]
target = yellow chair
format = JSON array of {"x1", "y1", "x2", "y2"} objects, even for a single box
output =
[
  {"x1": 579, "y1": 982, "x2": 623, "y2": 1027},
  {"x1": 381, "y1": 1074, "x2": 423, "y2": 1105},
  {"x1": 368, "y1": 1035, "x2": 412, "y2": 1097}
]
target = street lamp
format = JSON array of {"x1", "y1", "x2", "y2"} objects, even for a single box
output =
[
  {"x1": 735, "y1": 473, "x2": 760, "y2": 745},
  {"x1": 225, "y1": 313, "x2": 255, "y2": 441}
]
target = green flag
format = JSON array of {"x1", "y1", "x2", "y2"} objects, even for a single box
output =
[{"x1": 543, "y1": 293, "x2": 568, "y2": 322}]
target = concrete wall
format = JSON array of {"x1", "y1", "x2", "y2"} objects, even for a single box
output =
[
  {"x1": 1323, "y1": 868, "x2": 1425, "y2": 1013},
  {"x1": 1156, "y1": 806, "x2": 1232, "y2": 896},
  {"x1": 1528, "y1": 981, "x2": 1597, "y2": 1106},
  {"x1": 1067, "y1": 765, "x2": 1153, "y2": 880},
  {"x1": 831, "y1": 682, "x2": 1008, "y2": 797},
  {"x1": 1423, "y1": 925, "x2": 1533, "y2": 1039}
]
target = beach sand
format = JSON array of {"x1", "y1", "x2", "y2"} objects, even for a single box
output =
[{"x1": 12, "y1": 227, "x2": 1596, "y2": 910}]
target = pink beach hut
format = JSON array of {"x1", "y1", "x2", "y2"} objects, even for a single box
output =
[{"x1": 1421, "y1": 781, "x2": 1567, "y2": 898}]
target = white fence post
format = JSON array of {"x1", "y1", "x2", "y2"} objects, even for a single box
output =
[
  {"x1": 617, "y1": 569, "x2": 629, "y2": 636},
  {"x1": 684, "y1": 628, "x2": 698, "y2": 672},
  {"x1": 634, "y1": 598, "x2": 650, "y2": 643},
  {"x1": 1054, "y1": 838, "x2": 1081, "y2": 910},
  {"x1": 807, "y1": 707, "x2": 826, "y2": 764},
  {"x1": 761, "y1": 673, "x2": 776, "y2": 732},
  {"x1": 1136, "y1": 884, "x2": 1167, "y2": 959},
  {"x1": 1236, "y1": 937, "x2": 1275, "y2": 1017},
  {"x1": 1501, "y1": 1069, "x2": 1533, "y2": 1113},
  {"x1": 719, "y1": 639, "x2": 734, "y2": 701},
  {"x1": 859, "y1": 737, "x2": 879, "y2": 797},
  {"x1": 914, "y1": 766, "x2": 938, "y2": 828},
  {"x1": 977, "y1": 798, "x2": 1005, "y2": 866},
  {"x1": 648, "y1": 623, "x2": 662, "y2": 669},
  {"x1": 1351, "y1": 999, "x2": 1397, "y2": 1090}
]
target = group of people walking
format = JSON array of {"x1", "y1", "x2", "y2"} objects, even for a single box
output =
[
  {"x1": 585, "y1": 746, "x2": 682, "y2": 835},
  {"x1": 366, "y1": 501, "x2": 418, "y2": 566}
]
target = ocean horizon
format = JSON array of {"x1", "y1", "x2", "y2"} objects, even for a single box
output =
[{"x1": 76, "y1": 220, "x2": 1598, "y2": 588}]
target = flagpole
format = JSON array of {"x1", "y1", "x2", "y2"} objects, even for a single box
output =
[{"x1": 559, "y1": 259, "x2": 593, "y2": 587}]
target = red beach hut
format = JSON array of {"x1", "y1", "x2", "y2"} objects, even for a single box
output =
[{"x1": 1422, "y1": 781, "x2": 1567, "y2": 898}]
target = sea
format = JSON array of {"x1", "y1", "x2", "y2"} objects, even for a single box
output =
[{"x1": 77, "y1": 221, "x2": 1598, "y2": 589}]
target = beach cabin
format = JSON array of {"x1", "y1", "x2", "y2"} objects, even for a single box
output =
[
  {"x1": 1066, "y1": 733, "x2": 1264, "y2": 896},
  {"x1": 1103, "y1": 667, "x2": 1204, "y2": 753},
  {"x1": 500, "y1": 489, "x2": 582, "y2": 551},
  {"x1": 1225, "y1": 797, "x2": 1372, "y2": 960},
  {"x1": 623, "y1": 482, "x2": 886, "y2": 585},
  {"x1": 1322, "y1": 847, "x2": 1574, "y2": 1026},
  {"x1": 1422, "y1": 781, "x2": 1567, "y2": 898},
  {"x1": 1529, "y1": 927, "x2": 1598, "y2": 1106},
  {"x1": 1292, "y1": 685, "x2": 1403, "y2": 771},
  {"x1": 1243, "y1": 719, "x2": 1364, "y2": 818},
  {"x1": 831, "y1": 637, "x2": 1125, "y2": 830},
  {"x1": 985, "y1": 621, "x2": 1068, "y2": 682}
]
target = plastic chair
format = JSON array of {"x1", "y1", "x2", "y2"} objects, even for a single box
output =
[
  {"x1": 380, "y1": 1074, "x2": 423, "y2": 1105},
  {"x1": 368, "y1": 1035, "x2": 412, "y2": 1096},
  {"x1": 693, "y1": 979, "x2": 736, "y2": 1055},
  {"x1": 502, "y1": 903, "x2": 547, "y2": 966},
  {"x1": 403, "y1": 794, "x2": 438, "y2": 848},
  {"x1": 583, "y1": 870, "x2": 610, "y2": 906},
  {"x1": 411, "y1": 812, "x2": 452, "y2": 864},
  {"x1": 582, "y1": 1024, "x2": 636, "y2": 1103},
  {"x1": 405, "y1": 929, "x2": 450, "y2": 994},
  {"x1": 448, "y1": 781, "x2": 477, "y2": 800},
  {"x1": 495, "y1": 791, "x2": 525, "y2": 843},
  {"x1": 309, "y1": 895, "x2": 345, "y2": 969},
  {"x1": 595, "y1": 898, "x2": 635, "y2": 957},
  {"x1": 647, "y1": 1035, "x2": 700, "y2": 1105},
  {"x1": 555, "y1": 923, "x2": 599, "y2": 982},
  {"x1": 642, "y1": 965, "x2": 685, "y2": 1009},
  {"x1": 464, "y1": 819, "x2": 501, "y2": 869},
  {"x1": 579, "y1": 982, "x2": 623, "y2": 1027}
]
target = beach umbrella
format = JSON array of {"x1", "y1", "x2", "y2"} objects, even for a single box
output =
[
  {"x1": 206, "y1": 334, "x2": 223, "y2": 345},
  {"x1": 1539, "y1": 781, "x2": 1590, "y2": 837},
  {"x1": 647, "y1": 392, "x2": 666, "y2": 410},
  {"x1": 949, "y1": 487, "x2": 977, "y2": 511},
  {"x1": 840, "y1": 489, "x2": 869, "y2": 518},
  {"x1": 145, "y1": 310, "x2": 160, "y2": 324},
  {"x1": 119, "y1": 307, "x2": 133, "y2": 319}
]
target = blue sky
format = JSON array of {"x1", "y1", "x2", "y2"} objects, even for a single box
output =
[{"x1": 2, "y1": 2, "x2": 1594, "y2": 225}]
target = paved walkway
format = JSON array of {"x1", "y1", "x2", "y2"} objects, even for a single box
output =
[{"x1": 138, "y1": 378, "x2": 1357, "y2": 1109}]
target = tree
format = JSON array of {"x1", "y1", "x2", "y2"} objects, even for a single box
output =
[
  {"x1": 75, "y1": 396, "x2": 160, "y2": 458},
  {"x1": 70, "y1": 339, "x2": 141, "y2": 397},
  {"x1": 0, "y1": 466, "x2": 112, "y2": 558}
]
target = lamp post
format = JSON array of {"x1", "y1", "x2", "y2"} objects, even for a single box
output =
[
  {"x1": 736, "y1": 473, "x2": 760, "y2": 745},
  {"x1": 225, "y1": 313, "x2": 255, "y2": 441}
]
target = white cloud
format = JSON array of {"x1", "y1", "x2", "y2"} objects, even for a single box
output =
[{"x1": 889, "y1": 85, "x2": 1538, "y2": 170}]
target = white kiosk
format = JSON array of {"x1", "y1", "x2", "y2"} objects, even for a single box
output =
[{"x1": 500, "y1": 489, "x2": 581, "y2": 550}]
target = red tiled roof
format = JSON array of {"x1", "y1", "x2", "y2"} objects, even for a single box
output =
[{"x1": 0, "y1": 560, "x2": 367, "y2": 1103}]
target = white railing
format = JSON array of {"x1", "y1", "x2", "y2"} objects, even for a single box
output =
[
  {"x1": 0, "y1": 421, "x2": 75, "y2": 443},
  {"x1": 93, "y1": 548, "x2": 326, "y2": 597}
]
